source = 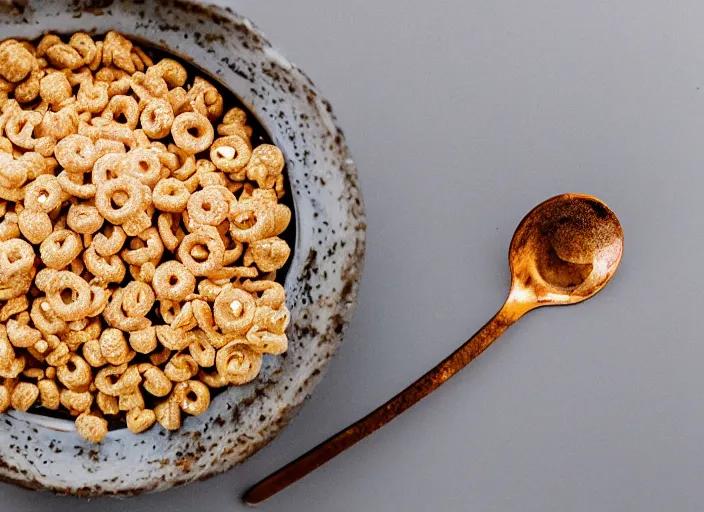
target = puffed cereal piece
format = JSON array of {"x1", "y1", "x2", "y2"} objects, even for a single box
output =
[
  {"x1": 99, "y1": 328, "x2": 132, "y2": 366},
  {"x1": 46, "y1": 43, "x2": 84, "y2": 70},
  {"x1": 154, "y1": 393, "x2": 181, "y2": 431},
  {"x1": 95, "y1": 175, "x2": 145, "y2": 225},
  {"x1": 0, "y1": 40, "x2": 34, "y2": 82},
  {"x1": 102, "y1": 31, "x2": 134, "y2": 74},
  {"x1": 83, "y1": 245, "x2": 126, "y2": 284},
  {"x1": 177, "y1": 227, "x2": 225, "y2": 277},
  {"x1": 0, "y1": 296, "x2": 28, "y2": 323},
  {"x1": 45, "y1": 271, "x2": 91, "y2": 322},
  {"x1": 7, "y1": 318, "x2": 41, "y2": 348},
  {"x1": 213, "y1": 287, "x2": 256, "y2": 335},
  {"x1": 128, "y1": 326, "x2": 157, "y2": 354},
  {"x1": 171, "y1": 112, "x2": 214, "y2": 154},
  {"x1": 244, "y1": 237, "x2": 291, "y2": 273},
  {"x1": 173, "y1": 380, "x2": 210, "y2": 416},
  {"x1": 103, "y1": 287, "x2": 151, "y2": 332},
  {"x1": 139, "y1": 364, "x2": 172, "y2": 397},
  {"x1": 187, "y1": 187, "x2": 229, "y2": 226},
  {"x1": 155, "y1": 325, "x2": 190, "y2": 351},
  {"x1": 152, "y1": 178, "x2": 189, "y2": 213},
  {"x1": 39, "y1": 229, "x2": 82, "y2": 270},
  {"x1": 119, "y1": 389, "x2": 144, "y2": 411},
  {"x1": 92, "y1": 224, "x2": 126, "y2": 257},
  {"x1": 188, "y1": 330, "x2": 216, "y2": 368},
  {"x1": 18, "y1": 209, "x2": 52, "y2": 244},
  {"x1": 54, "y1": 134, "x2": 97, "y2": 173},
  {"x1": 57, "y1": 354, "x2": 92, "y2": 392},
  {"x1": 164, "y1": 353, "x2": 198, "y2": 383},
  {"x1": 83, "y1": 339, "x2": 108, "y2": 368},
  {"x1": 149, "y1": 58, "x2": 187, "y2": 88},
  {"x1": 126, "y1": 407, "x2": 156, "y2": 434},
  {"x1": 140, "y1": 98, "x2": 174, "y2": 139},
  {"x1": 215, "y1": 341, "x2": 262, "y2": 385},
  {"x1": 94, "y1": 363, "x2": 141, "y2": 397},
  {"x1": 10, "y1": 382, "x2": 39, "y2": 411},
  {"x1": 24, "y1": 174, "x2": 62, "y2": 213},
  {"x1": 75, "y1": 412, "x2": 108, "y2": 443},
  {"x1": 210, "y1": 135, "x2": 251, "y2": 177},
  {"x1": 96, "y1": 391, "x2": 118, "y2": 415},
  {"x1": 67, "y1": 203, "x2": 104, "y2": 234},
  {"x1": 229, "y1": 199, "x2": 276, "y2": 243},
  {"x1": 37, "y1": 379, "x2": 60, "y2": 410}
]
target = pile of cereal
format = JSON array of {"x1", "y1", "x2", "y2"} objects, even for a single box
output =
[{"x1": 0, "y1": 32, "x2": 292, "y2": 442}]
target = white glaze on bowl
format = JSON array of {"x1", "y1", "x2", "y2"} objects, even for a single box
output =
[{"x1": 0, "y1": 0, "x2": 365, "y2": 496}]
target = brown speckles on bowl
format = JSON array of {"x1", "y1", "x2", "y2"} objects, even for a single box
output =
[{"x1": 0, "y1": 0, "x2": 365, "y2": 496}]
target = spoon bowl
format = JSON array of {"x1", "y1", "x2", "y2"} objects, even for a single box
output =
[{"x1": 508, "y1": 194, "x2": 624, "y2": 308}]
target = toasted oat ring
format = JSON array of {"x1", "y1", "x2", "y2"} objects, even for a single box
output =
[
  {"x1": 67, "y1": 203, "x2": 104, "y2": 234},
  {"x1": 120, "y1": 148, "x2": 161, "y2": 187},
  {"x1": 103, "y1": 288, "x2": 151, "y2": 332},
  {"x1": 39, "y1": 229, "x2": 82, "y2": 270},
  {"x1": 24, "y1": 175, "x2": 62, "y2": 213},
  {"x1": 213, "y1": 287, "x2": 255, "y2": 335},
  {"x1": 92, "y1": 224, "x2": 126, "y2": 257},
  {"x1": 186, "y1": 187, "x2": 228, "y2": 226},
  {"x1": 0, "y1": 238, "x2": 35, "y2": 277},
  {"x1": 54, "y1": 134, "x2": 97, "y2": 173},
  {"x1": 30, "y1": 297, "x2": 67, "y2": 335},
  {"x1": 229, "y1": 200, "x2": 275, "y2": 243},
  {"x1": 171, "y1": 112, "x2": 214, "y2": 155},
  {"x1": 152, "y1": 178, "x2": 189, "y2": 213},
  {"x1": 103, "y1": 94, "x2": 139, "y2": 130},
  {"x1": 92, "y1": 153, "x2": 124, "y2": 186},
  {"x1": 215, "y1": 341, "x2": 262, "y2": 385},
  {"x1": 57, "y1": 171, "x2": 96, "y2": 199},
  {"x1": 83, "y1": 245, "x2": 126, "y2": 284},
  {"x1": 121, "y1": 281, "x2": 155, "y2": 319},
  {"x1": 46, "y1": 271, "x2": 91, "y2": 322},
  {"x1": 210, "y1": 135, "x2": 251, "y2": 174},
  {"x1": 140, "y1": 98, "x2": 174, "y2": 139},
  {"x1": 152, "y1": 261, "x2": 195, "y2": 301},
  {"x1": 177, "y1": 228, "x2": 224, "y2": 276},
  {"x1": 95, "y1": 175, "x2": 144, "y2": 224}
]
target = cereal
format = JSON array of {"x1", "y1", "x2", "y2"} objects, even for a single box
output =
[{"x1": 0, "y1": 32, "x2": 292, "y2": 443}]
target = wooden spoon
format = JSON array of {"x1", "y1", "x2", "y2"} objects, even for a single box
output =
[{"x1": 244, "y1": 193, "x2": 624, "y2": 505}]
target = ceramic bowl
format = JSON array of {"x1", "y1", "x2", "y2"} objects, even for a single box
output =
[{"x1": 0, "y1": 0, "x2": 365, "y2": 496}]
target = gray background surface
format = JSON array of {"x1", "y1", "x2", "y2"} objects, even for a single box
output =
[{"x1": 4, "y1": 0, "x2": 704, "y2": 510}]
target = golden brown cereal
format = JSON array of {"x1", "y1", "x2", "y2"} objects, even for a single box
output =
[
  {"x1": 37, "y1": 378, "x2": 60, "y2": 410},
  {"x1": 10, "y1": 381, "x2": 38, "y2": 411},
  {"x1": 216, "y1": 342, "x2": 262, "y2": 385},
  {"x1": 126, "y1": 407, "x2": 155, "y2": 433},
  {"x1": 173, "y1": 380, "x2": 210, "y2": 416},
  {"x1": 0, "y1": 31, "x2": 292, "y2": 442},
  {"x1": 75, "y1": 412, "x2": 108, "y2": 443},
  {"x1": 171, "y1": 112, "x2": 214, "y2": 154},
  {"x1": 154, "y1": 393, "x2": 181, "y2": 431}
]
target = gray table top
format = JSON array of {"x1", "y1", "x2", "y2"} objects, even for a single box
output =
[{"x1": 7, "y1": 0, "x2": 704, "y2": 510}]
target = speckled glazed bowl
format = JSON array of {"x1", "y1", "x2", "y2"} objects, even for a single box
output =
[{"x1": 0, "y1": 0, "x2": 365, "y2": 496}]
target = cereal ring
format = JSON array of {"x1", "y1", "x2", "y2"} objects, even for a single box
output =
[
  {"x1": 6, "y1": 110, "x2": 42, "y2": 150},
  {"x1": 122, "y1": 228, "x2": 164, "y2": 267},
  {"x1": 57, "y1": 354, "x2": 92, "y2": 392},
  {"x1": 173, "y1": 380, "x2": 210, "y2": 415},
  {"x1": 39, "y1": 230, "x2": 82, "y2": 270},
  {"x1": 126, "y1": 407, "x2": 155, "y2": 434},
  {"x1": 177, "y1": 227, "x2": 225, "y2": 277},
  {"x1": 188, "y1": 330, "x2": 215, "y2": 368},
  {"x1": 241, "y1": 280, "x2": 286, "y2": 309},
  {"x1": 213, "y1": 287, "x2": 255, "y2": 335},
  {"x1": 121, "y1": 281, "x2": 155, "y2": 319},
  {"x1": 155, "y1": 324, "x2": 190, "y2": 352},
  {"x1": 140, "y1": 98, "x2": 174, "y2": 139},
  {"x1": 103, "y1": 288, "x2": 151, "y2": 332},
  {"x1": 229, "y1": 200, "x2": 276, "y2": 243},
  {"x1": 7, "y1": 318, "x2": 41, "y2": 348},
  {"x1": 186, "y1": 187, "x2": 229, "y2": 226},
  {"x1": 245, "y1": 325, "x2": 288, "y2": 355},
  {"x1": 69, "y1": 33, "x2": 97, "y2": 65},
  {"x1": 102, "y1": 31, "x2": 134, "y2": 74},
  {"x1": 171, "y1": 112, "x2": 214, "y2": 155},
  {"x1": 246, "y1": 144, "x2": 285, "y2": 189},
  {"x1": 91, "y1": 153, "x2": 123, "y2": 186},
  {"x1": 77, "y1": 79, "x2": 109, "y2": 113},
  {"x1": 15, "y1": 69, "x2": 41, "y2": 104},
  {"x1": 198, "y1": 367, "x2": 228, "y2": 388},
  {"x1": 67, "y1": 204, "x2": 104, "y2": 234},
  {"x1": 152, "y1": 178, "x2": 189, "y2": 213},
  {"x1": 0, "y1": 296, "x2": 28, "y2": 323},
  {"x1": 95, "y1": 175, "x2": 144, "y2": 224},
  {"x1": 83, "y1": 339, "x2": 107, "y2": 368},
  {"x1": 102, "y1": 94, "x2": 139, "y2": 130},
  {"x1": 119, "y1": 148, "x2": 161, "y2": 187},
  {"x1": 245, "y1": 237, "x2": 291, "y2": 272},
  {"x1": 169, "y1": 301, "x2": 195, "y2": 330},
  {"x1": 18, "y1": 210, "x2": 52, "y2": 244},
  {"x1": 24, "y1": 174, "x2": 62, "y2": 213},
  {"x1": 86, "y1": 284, "x2": 111, "y2": 318},
  {"x1": 37, "y1": 379, "x2": 60, "y2": 410},
  {"x1": 39, "y1": 72, "x2": 72, "y2": 106},
  {"x1": 94, "y1": 363, "x2": 141, "y2": 397},
  {"x1": 54, "y1": 134, "x2": 97, "y2": 173},
  {"x1": 164, "y1": 353, "x2": 198, "y2": 383},
  {"x1": 30, "y1": 297, "x2": 67, "y2": 335},
  {"x1": 215, "y1": 341, "x2": 262, "y2": 385},
  {"x1": 11, "y1": 382, "x2": 38, "y2": 412},
  {"x1": 83, "y1": 245, "x2": 126, "y2": 284},
  {"x1": 92, "y1": 224, "x2": 126, "y2": 257},
  {"x1": 210, "y1": 135, "x2": 251, "y2": 176},
  {"x1": 149, "y1": 58, "x2": 187, "y2": 88},
  {"x1": 186, "y1": 77, "x2": 223, "y2": 121},
  {"x1": 0, "y1": 238, "x2": 35, "y2": 278},
  {"x1": 46, "y1": 271, "x2": 91, "y2": 322}
]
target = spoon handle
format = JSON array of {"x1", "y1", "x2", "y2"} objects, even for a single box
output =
[{"x1": 243, "y1": 301, "x2": 528, "y2": 505}]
